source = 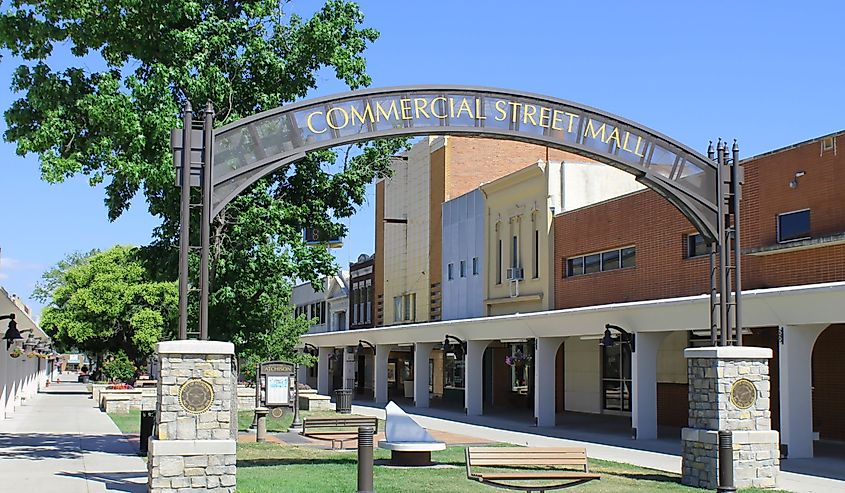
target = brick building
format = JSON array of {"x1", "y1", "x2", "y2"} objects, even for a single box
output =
[
  {"x1": 302, "y1": 130, "x2": 845, "y2": 460},
  {"x1": 552, "y1": 131, "x2": 845, "y2": 455}
]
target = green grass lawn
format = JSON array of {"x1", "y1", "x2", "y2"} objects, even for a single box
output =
[
  {"x1": 109, "y1": 409, "x2": 372, "y2": 435},
  {"x1": 108, "y1": 409, "x2": 142, "y2": 434},
  {"x1": 108, "y1": 412, "x2": 786, "y2": 492},
  {"x1": 236, "y1": 442, "x2": 788, "y2": 493}
]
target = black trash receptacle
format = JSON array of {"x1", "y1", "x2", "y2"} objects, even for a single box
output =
[
  {"x1": 140, "y1": 410, "x2": 156, "y2": 454},
  {"x1": 334, "y1": 389, "x2": 352, "y2": 414}
]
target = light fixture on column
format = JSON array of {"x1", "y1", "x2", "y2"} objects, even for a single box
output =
[
  {"x1": 443, "y1": 334, "x2": 466, "y2": 356},
  {"x1": 357, "y1": 339, "x2": 376, "y2": 355},
  {"x1": 303, "y1": 343, "x2": 318, "y2": 356},
  {"x1": 600, "y1": 324, "x2": 635, "y2": 352},
  {"x1": 788, "y1": 170, "x2": 805, "y2": 189}
]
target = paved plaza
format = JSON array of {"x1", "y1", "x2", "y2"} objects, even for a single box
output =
[{"x1": 0, "y1": 379, "x2": 147, "y2": 493}]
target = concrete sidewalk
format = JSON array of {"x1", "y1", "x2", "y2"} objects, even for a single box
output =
[
  {"x1": 351, "y1": 402, "x2": 845, "y2": 493},
  {"x1": 0, "y1": 381, "x2": 147, "y2": 493}
]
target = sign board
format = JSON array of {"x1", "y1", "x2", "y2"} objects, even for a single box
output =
[
  {"x1": 266, "y1": 375, "x2": 290, "y2": 406},
  {"x1": 68, "y1": 354, "x2": 79, "y2": 363},
  {"x1": 258, "y1": 360, "x2": 296, "y2": 409}
]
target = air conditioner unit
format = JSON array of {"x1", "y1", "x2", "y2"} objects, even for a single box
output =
[{"x1": 506, "y1": 267, "x2": 524, "y2": 281}]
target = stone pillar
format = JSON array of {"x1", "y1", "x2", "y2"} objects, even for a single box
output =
[
  {"x1": 373, "y1": 345, "x2": 390, "y2": 404},
  {"x1": 465, "y1": 340, "x2": 490, "y2": 416},
  {"x1": 681, "y1": 346, "x2": 779, "y2": 490},
  {"x1": 342, "y1": 346, "x2": 355, "y2": 391},
  {"x1": 316, "y1": 347, "x2": 331, "y2": 395},
  {"x1": 534, "y1": 337, "x2": 564, "y2": 427},
  {"x1": 778, "y1": 324, "x2": 827, "y2": 458},
  {"x1": 632, "y1": 332, "x2": 665, "y2": 440},
  {"x1": 413, "y1": 343, "x2": 435, "y2": 408},
  {"x1": 148, "y1": 341, "x2": 237, "y2": 493}
]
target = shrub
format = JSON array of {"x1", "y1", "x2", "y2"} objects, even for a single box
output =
[{"x1": 103, "y1": 351, "x2": 136, "y2": 383}]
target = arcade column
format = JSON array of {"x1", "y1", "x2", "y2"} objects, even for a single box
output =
[
  {"x1": 413, "y1": 343, "x2": 435, "y2": 408},
  {"x1": 147, "y1": 341, "x2": 237, "y2": 493}
]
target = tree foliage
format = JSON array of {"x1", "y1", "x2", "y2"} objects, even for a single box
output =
[
  {"x1": 37, "y1": 246, "x2": 178, "y2": 364},
  {"x1": 3, "y1": 1, "x2": 406, "y2": 358}
]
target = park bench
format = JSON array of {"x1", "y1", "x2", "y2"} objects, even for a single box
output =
[
  {"x1": 465, "y1": 447, "x2": 600, "y2": 492},
  {"x1": 300, "y1": 416, "x2": 378, "y2": 449}
]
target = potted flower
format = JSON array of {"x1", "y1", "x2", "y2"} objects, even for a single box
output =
[
  {"x1": 504, "y1": 349, "x2": 532, "y2": 369},
  {"x1": 9, "y1": 348, "x2": 22, "y2": 358}
]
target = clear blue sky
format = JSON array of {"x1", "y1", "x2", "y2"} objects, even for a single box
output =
[{"x1": 1, "y1": 0, "x2": 843, "y2": 318}]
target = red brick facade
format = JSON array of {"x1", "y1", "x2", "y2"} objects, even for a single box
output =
[
  {"x1": 554, "y1": 132, "x2": 845, "y2": 309},
  {"x1": 554, "y1": 132, "x2": 845, "y2": 433}
]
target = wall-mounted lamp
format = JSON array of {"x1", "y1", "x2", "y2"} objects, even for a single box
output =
[
  {"x1": 1, "y1": 314, "x2": 28, "y2": 350},
  {"x1": 23, "y1": 335, "x2": 39, "y2": 351},
  {"x1": 600, "y1": 324, "x2": 635, "y2": 352},
  {"x1": 303, "y1": 343, "x2": 318, "y2": 356},
  {"x1": 357, "y1": 339, "x2": 376, "y2": 355},
  {"x1": 443, "y1": 334, "x2": 467, "y2": 356},
  {"x1": 788, "y1": 171, "x2": 806, "y2": 189}
]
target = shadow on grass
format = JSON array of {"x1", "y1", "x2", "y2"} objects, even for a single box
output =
[
  {"x1": 239, "y1": 457, "x2": 358, "y2": 468},
  {"x1": 615, "y1": 471, "x2": 683, "y2": 484}
]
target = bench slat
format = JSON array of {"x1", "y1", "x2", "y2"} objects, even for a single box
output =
[
  {"x1": 469, "y1": 452, "x2": 587, "y2": 459},
  {"x1": 467, "y1": 447, "x2": 586, "y2": 453},
  {"x1": 470, "y1": 458, "x2": 588, "y2": 466},
  {"x1": 473, "y1": 472, "x2": 601, "y2": 480}
]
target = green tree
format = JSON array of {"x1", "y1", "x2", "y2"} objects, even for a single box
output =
[
  {"x1": 36, "y1": 246, "x2": 178, "y2": 366},
  {"x1": 2, "y1": 1, "x2": 406, "y2": 356}
]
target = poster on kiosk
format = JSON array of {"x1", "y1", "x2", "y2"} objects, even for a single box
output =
[{"x1": 259, "y1": 361, "x2": 295, "y2": 417}]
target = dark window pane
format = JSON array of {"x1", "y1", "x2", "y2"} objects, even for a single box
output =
[
  {"x1": 778, "y1": 210, "x2": 811, "y2": 242},
  {"x1": 584, "y1": 254, "x2": 601, "y2": 274},
  {"x1": 621, "y1": 247, "x2": 636, "y2": 268},
  {"x1": 687, "y1": 233, "x2": 708, "y2": 258},
  {"x1": 567, "y1": 257, "x2": 583, "y2": 276},
  {"x1": 621, "y1": 344, "x2": 632, "y2": 379},
  {"x1": 601, "y1": 250, "x2": 620, "y2": 271},
  {"x1": 602, "y1": 344, "x2": 621, "y2": 379}
]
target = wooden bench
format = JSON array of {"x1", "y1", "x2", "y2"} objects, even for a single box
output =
[
  {"x1": 300, "y1": 416, "x2": 378, "y2": 449},
  {"x1": 465, "y1": 447, "x2": 600, "y2": 492}
]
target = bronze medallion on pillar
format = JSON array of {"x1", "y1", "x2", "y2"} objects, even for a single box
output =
[
  {"x1": 178, "y1": 378, "x2": 215, "y2": 414},
  {"x1": 729, "y1": 378, "x2": 757, "y2": 409}
]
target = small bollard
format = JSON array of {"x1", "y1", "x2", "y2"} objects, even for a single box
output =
[
  {"x1": 717, "y1": 430, "x2": 736, "y2": 493},
  {"x1": 357, "y1": 425, "x2": 375, "y2": 493},
  {"x1": 255, "y1": 407, "x2": 269, "y2": 443}
]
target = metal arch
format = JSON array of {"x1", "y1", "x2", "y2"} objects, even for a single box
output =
[{"x1": 209, "y1": 85, "x2": 720, "y2": 241}]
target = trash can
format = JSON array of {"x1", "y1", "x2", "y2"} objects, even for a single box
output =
[
  {"x1": 334, "y1": 388, "x2": 352, "y2": 414},
  {"x1": 140, "y1": 410, "x2": 156, "y2": 455}
]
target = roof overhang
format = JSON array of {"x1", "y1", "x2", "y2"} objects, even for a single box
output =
[{"x1": 302, "y1": 281, "x2": 845, "y2": 347}]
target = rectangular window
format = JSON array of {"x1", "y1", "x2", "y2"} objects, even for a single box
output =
[
  {"x1": 460, "y1": 260, "x2": 466, "y2": 278},
  {"x1": 584, "y1": 253, "x2": 601, "y2": 274},
  {"x1": 686, "y1": 233, "x2": 708, "y2": 258},
  {"x1": 566, "y1": 246, "x2": 636, "y2": 277},
  {"x1": 472, "y1": 257, "x2": 479, "y2": 275},
  {"x1": 402, "y1": 293, "x2": 416, "y2": 322},
  {"x1": 533, "y1": 229, "x2": 539, "y2": 279},
  {"x1": 394, "y1": 296, "x2": 402, "y2": 322},
  {"x1": 566, "y1": 257, "x2": 583, "y2": 277},
  {"x1": 511, "y1": 235, "x2": 519, "y2": 268},
  {"x1": 620, "y1": 247, "x2": 636, "y2": 268},
  {"x1": 602, "y1": 342, "x2": 632, "y2": 412},
  {"x1": 601, "y1": 250, "x2": 620, "y2": 271},
  {"x1": 447, "y1": 263, "x2": 454, "y2": 280},
  {"x1": 778, "y1": 209, "x2": 811, "y2": 243},
  {"x1": 496, "y1": 240, "x2": 503, "y2": 284}
]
